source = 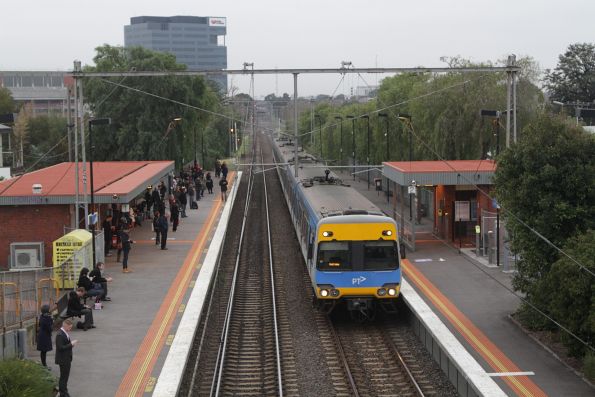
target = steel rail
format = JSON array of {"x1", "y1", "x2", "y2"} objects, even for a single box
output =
[
  {"x1": 381, "y1": 327, "x2": 426, "y2": 397},
  {"x1": 261, "y1": 147, "x2": 284, "y2": 397},
  {"x1": 210, "y1": 150, "x2": 257, "y2": 397},
  {"x1": 326, "y1": 317, "x2": 360, "y2": 397}
]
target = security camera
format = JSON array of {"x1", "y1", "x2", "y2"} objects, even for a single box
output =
[{"x1": 112, "y1": 194, "x2": 119, "y2": 200}]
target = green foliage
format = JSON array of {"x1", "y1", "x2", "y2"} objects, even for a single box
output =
[
  {"x1": 0, "y1": 87, "x2": 14, "y2": 115},
  {"x1": 0, "y1": 358, "x2": 56, "y2": 396},
  {"x1": 83, "y1": 45, "x2": 224, "y2": 168},
  {"x1": 494, "y1": 113, "x2": 595, "y2": 296},
  {"x1": 544, "y1": 43, "x2": 595, "y2": 104},
  {"x1": 539, "y1": 230, "x2": 595, "y2": 357},
  {"x1": 24, "y1": 115, "x2": 69, "y2": 170},
  {"x1": 298, "y1": 56, "x2": 543, "y2": 166}
]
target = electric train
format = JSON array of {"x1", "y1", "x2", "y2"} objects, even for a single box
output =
[{"x1": 271, "y1": 134, "x2": 403, "y2": 320}]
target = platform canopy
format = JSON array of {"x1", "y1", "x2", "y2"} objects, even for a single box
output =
[
  {"x1": 382, "y1": 160, "x2": 496, "y2": 186},
  {"x1": 0, "y1": 161, "x2": 174, "y2": 205}
]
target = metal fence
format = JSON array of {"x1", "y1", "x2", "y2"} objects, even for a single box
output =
[{"x1": 0, "y1": 265, "x2": 63, "y2": 330}]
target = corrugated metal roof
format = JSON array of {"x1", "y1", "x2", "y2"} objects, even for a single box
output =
[
  {"x1": 382, "y1": 160, "x2": 495, "y2": 186},
  {"x1": 0, "y1": 161, "x2": 174, "y2": 205}
]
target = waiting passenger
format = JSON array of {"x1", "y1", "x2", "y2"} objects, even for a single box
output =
[
  {"x1": 77, "y1": 267, "x2": 103, "y2": 299},
  {"x1": 67, "y1": 288, "x2": 95, "y2": 331},
  {"x1": 89, "y1": 262, "x2": 112, "y2": 301}
]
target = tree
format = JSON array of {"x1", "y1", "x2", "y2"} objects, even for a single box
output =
[
  {"x1": 12, "y1": 104, "x2": 32, "y2": 168},
  {"x1": 0, "y1": 87, "x2": 14, "y2": 115},
  {"x1": 545, "y1": 43, "x2": 595, "y2": 104},
  {"x1": 83, "y1": 45, "x2": 222, "y2": 167},
  {"x1": 26, "y1": 115, "x2": 69, "y2": 170},
  {"x1": 540, "y1": 230, "x2": 595, "y2": 357},
  {"x1": 493, "y1": 113, "x2": 595, "y2": 297}
]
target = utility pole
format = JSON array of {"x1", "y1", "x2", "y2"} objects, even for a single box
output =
[
  {"x1": 293, "y1": 73, "x2": 299, "y2": 177},
  {"x1": 73, "y1": 61, "x2": 80, "y2": 229}
]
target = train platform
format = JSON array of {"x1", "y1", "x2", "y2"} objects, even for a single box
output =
[
  {"x1": 29, "y1": 172, "x2": 236, "y2": 397},
  {"x1": 342, "y1": 171, "x2": 593, "y2": 397}
]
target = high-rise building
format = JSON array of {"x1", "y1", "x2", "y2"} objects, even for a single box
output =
[{"x1": 124, "y1": 16, "x2": 228, "y2": 93}]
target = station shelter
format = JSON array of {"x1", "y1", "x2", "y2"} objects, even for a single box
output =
[
  {"x1": 382, "y1": 160, "x2": 497, "y2": 252},
  {"x1": 0, "y1": 161, "x2": 174, "y2": 270}
]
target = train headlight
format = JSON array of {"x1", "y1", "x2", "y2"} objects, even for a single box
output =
[
  {"x1": 388, "y1": 288, "x2": 397, "y2": 296},
  {"x1": 320, "y1": 289, "x2": 329, "y2": 297},
  {"x1": 330, "y1": 289, "x2": 340, "y2": 297},
  {"x1": 382, "y1": 230, "x2": 393, "y2": 236},
  {"x1": 377, "y1": 288, "x2": 387, "y2": 296},
  {"x1": 322, "y1": 231, "x2": 333, "y2": 237}
]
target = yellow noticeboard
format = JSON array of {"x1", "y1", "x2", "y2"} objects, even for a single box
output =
[{"x1": 53, "y1": 229, "x2": 93, "y2": 289}]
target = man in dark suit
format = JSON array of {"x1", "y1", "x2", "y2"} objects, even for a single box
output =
[
  {"x1": 157, "y1": 212, "x2": 169, "y2": 250},
  {"x1": 55, "y1": 319, "x2": 78, "y2": 397}
]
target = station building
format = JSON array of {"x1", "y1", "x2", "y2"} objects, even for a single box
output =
[
  {"x1": 0, "y1": 161, "x2": 174, "y2": 270},
  {"x1": 0, "y1": 71, "x2": 73, "y2": 116},
  {"x1": 382, "y1": 160, "x2": 498, "y2": 251},
  {"x1": 124, "y1": 15, "x2": 228, "y2": 93}
]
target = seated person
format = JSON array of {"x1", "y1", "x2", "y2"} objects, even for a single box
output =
[
  {"x1": 77, "y1": 267, "x2": 104, "y2": 300},
  {"x1": 89, "y1": 262, "x2": 113, "y2": 301},
  {"x1": 67, "y1": 288, "x2": 95, "y2": 331}
]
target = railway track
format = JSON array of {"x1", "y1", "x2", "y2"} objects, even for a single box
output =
[
  {"x1": 328, "y1": 317, "x2": 429, "y2": 397},
  {"x1": 181, "y1": 131, "x2": 455, "y2": 396}
]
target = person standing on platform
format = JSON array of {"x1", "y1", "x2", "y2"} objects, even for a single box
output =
[
  {"x1": 120, "y1": 226, "x2": 135, "y2": 273},
  {"x1": 171, "y1": 200, "x2": 180, "y2": 232},
  {"x1": 37, "y1": 304, "x2": 53, "y2": 368},
  {"x1": 55, "y1": 319, "x2": 77, "y2": 397},
  {"x1": 179, "y1": 186, "x2": 188, "y2": 218},
  {"x1": 205, "y1": 172, "x2": 214, "y2": 194},
  {"x1": 152, "y1": 184, "x2": 162, "y2": 215},
  {"x1": 144, "y1": 186, "x2": 153, "y2": 219},
  {"x1": 157, "y1": 212, "x2": 169, "y2": 250},
  {"x1": 102, "y1": 215, "x2": 114, "y2": 257},
  {"x1": 187, "y1": 183, "x2": 195, "y2": 209},
  {"x1": 215, "y1": 159, "x2": 221, "y2": 178},
  {"x1": 221, "y1": 161, "x2": 228, "y2": 179},
  {"x1": 153, "y1": 210, "x2": 161, "y2": 245},
  {"x1": 219, "y1": 177, "x2": 229, "y2": 202}
]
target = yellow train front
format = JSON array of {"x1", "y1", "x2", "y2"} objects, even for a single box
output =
[{"x1": 309, "y1": 212, "x2": 402, "y2": 320}]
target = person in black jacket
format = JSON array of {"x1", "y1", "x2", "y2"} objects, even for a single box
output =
[
  {"x1": 77, "y1": 267, "x2": 103, "y2": 299},
  {"x1": 157, "y1": 212, "x2": 169, "y2": 250},
  {"x1": 102, "y1": 215, "x2": 114, "y2": 257},
  {"x1": 178, "y1": 187, "x2": 188, "y2": 218},
  {"x1": 67, "y1": 288, "x2": 94, "y2": 330},
  {"x1": 120, "y1": 227, "x2": 134, "y2": 273},
  {"x1": 89, "y1": 262, "x2": 112, "y2": 301},
  {"x1": 37, "y1": 304, "x2": 53, "y2": 367},
  {"x1": 171, "y1": 200, "x2": 180, "y2": 232},
  {"x1": 55, "y1": 319, "x2": 77, "y2": 397}
]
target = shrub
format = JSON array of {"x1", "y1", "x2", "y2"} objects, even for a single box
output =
[{"x1": 0, "y1": 358, "x2": 56, "y2": 397}]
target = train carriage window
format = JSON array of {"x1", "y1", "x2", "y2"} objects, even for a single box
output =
[
  {"x1": 362, "y1": 241, "x2": 399, "y2": 270},
  {"x1": 317, "y1": 242, "x2": 351, "y2": 271}
]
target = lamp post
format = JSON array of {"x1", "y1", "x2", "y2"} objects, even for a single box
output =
[
  {"x1": 397, "y1": 114, "x2": 413, "y2": 220},
  {"x1": 378, "y1": 113, "x2": 390, "y2": 203},
  {"x1": 480, "y1": 109, "x2": 501, "y2": 266},
  {"x1": 164, "y1": 117, "x2": 182, "y2": 162},
  {"x1": 334, "y1": 116, "x2": 343, "y2": 166},
  {"x1": 314, "y1": 114, "x2": 323, "y2": 159},
  {"x1": 361, "y1": 115, "x2": 370, "y2": 189},
  {"x1": 346, "y1": 115, "x2": 356, "y2": 180},
  {"x1": 88, "y1": 117, "x2": 111, "y2": 269}
]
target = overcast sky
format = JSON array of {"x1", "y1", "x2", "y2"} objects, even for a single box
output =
[{"x1": 1, "y1": 0, "x2": 593, "y2": 97}]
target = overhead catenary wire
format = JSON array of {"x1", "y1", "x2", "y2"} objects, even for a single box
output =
[{"x1": 353, "y1": 71, "x2": 595, "y2": 352}]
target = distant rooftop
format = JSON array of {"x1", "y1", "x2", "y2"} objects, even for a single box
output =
[
  {"x1": 383, "y1": 160, "x2": 496, "y2": 186},
  {"x1": 130, "y1": 16, "x2": 209, "y2": 25}
]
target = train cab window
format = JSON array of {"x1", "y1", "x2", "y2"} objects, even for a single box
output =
[
  {"x1": 362, "y1": 241, "x2": 399, "y2": 270},
  {"x1": 317, "y1": 242, "x2": 351, "y2": 271}
]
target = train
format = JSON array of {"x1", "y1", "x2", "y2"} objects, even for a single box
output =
[{"x1": 271, "y1": 134, "x2": 403, "y2": 320}]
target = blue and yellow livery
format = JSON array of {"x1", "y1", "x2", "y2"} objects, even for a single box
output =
[{"x1": 272, "y1": 136, "x2": 403, "y2": 319}]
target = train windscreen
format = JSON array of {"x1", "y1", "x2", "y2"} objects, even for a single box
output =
[
  {"x1": 317, "y1": 241, "x2": 399, "y2": 271},
  {"x1": 362, "y1": 241, "x2": 399, "y2": 270},
  {"x1": 317, "y1": 242, "x2": 351, "y2": 271}
]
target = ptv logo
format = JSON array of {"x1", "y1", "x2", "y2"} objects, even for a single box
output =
[{"x1": 352, "y1": 276, "x2": 367, "y2": 285}]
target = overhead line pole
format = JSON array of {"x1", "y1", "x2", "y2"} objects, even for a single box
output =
[{"x1": 293, "y1": 73, "x2": 299, "y2": 177}]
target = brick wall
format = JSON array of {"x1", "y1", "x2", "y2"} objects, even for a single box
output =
[{"x1": 0, "y1": 205, "x2": 72, "y2": 270}]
